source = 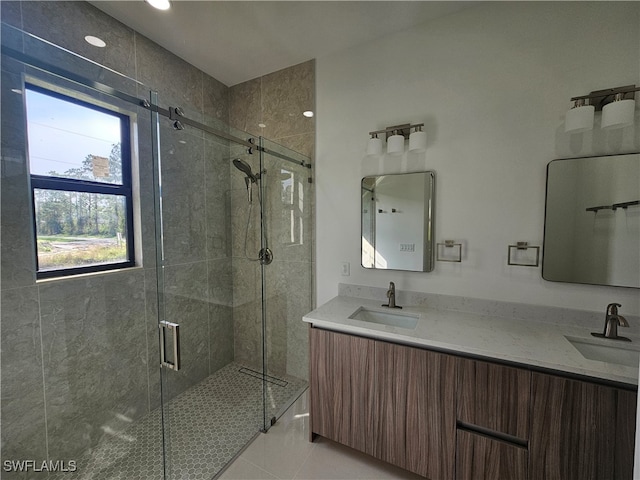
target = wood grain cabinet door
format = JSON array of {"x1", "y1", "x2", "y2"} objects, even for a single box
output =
[
  {"x1": 616, "y1": 389, "x2": 638, "y2": 480},
  {"x1": 457, "y1": 358, "x2": 531, "y2": 440},
  {"x1": 456, "y1": 430, "x2": 528, "y2": 480},
  {"x1": 529, "y1": 372, "x2": 636, "y2": 480},
  {"x1": 309, "y1": 328, "x2": 375, "y2": 455},
  {"x1": 374, "y1": 341, "x2": 457, "y2": 479}
]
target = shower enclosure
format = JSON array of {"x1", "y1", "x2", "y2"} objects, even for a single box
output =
[{"x1": 1, "y1": 19, "x2": 312, "y2": 480}]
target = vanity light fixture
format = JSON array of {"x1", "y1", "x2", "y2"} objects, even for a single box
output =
[
  {"x1": 602, "y1": 93, "x2": 635, "y2": 129},
  {"x1": 566, "y1": 85, "x2": 638, "y2": 132},
  {"x1": 409, "y1": 125, "x2": 427, "y2": 153},
  {"x1": 366, "y1": 133, "x2": 383, "y2": 156},
  {"x1": 366, "y1": 123, "x2": 425, "y2": 157},
  {"x1": 565, "y1": 99, "x2": 594, "y2": 133},
  {"x1": 387, "y1": 130, "x2": 405, "y2": 156}
]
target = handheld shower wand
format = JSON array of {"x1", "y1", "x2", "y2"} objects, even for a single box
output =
[
  {"x1": 233, "y1": 158, "x2": 258, "y2": 203},
  {"x1": 243, "y1": 176, "x2": 252, "y2": 203},
  {"x1": 231, "y1": 158, "x2": 273, "y2": 265}
]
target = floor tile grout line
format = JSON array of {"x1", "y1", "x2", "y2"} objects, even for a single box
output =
[
  {"x1": 236, "y1": 453, "x2": 287, "y2": 480},
  {"x1": 290, "y1": 440, "x2": 318, "y2": 480},
  {"x1": 233, "y1": 392, "x2": 314, "y2": 480}
]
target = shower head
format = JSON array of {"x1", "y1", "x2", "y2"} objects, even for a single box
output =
[{"x1": 233, "y1": 158, "x2": 257, "y2": 183}]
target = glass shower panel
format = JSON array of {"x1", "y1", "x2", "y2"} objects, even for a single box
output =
[
  {"x1": 259, "y1": 138, "x2": 312, "y2": 428},
  {"x1": 154, "y1": 105, "x2": 267, "y2": 479},
  {"x1": 1, "y1": 21, "x2": 314, "y2": 480},
  {"x1": 1, "y1": 22, "x2": 165, "y2": 479}
]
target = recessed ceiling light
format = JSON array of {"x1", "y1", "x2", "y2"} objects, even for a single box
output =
[
  {"x1": 145, "y1": 0, "x2": 171, "y2": 10},
  {"x1": 303, "y1": 111, "x2": 314, "y2": 118},
  {"x1": 85, "y1": 35, "x2": 106, "y2": 48},
  {"x1": 258, "y1": 123, "x2": 267, "y2": 128}
]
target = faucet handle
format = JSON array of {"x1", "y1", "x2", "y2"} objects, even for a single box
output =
[{"x1": 607, "y1": 303, "x2": 622, "y2": 315}]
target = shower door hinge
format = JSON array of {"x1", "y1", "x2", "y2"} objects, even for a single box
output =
[{"x1": 308, "y1": 176, "x2": 313, "y2": 184}]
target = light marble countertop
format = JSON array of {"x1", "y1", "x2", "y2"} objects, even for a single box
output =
[{"x1": 303, "y1": 295, "x2": 640, "y2": 387}]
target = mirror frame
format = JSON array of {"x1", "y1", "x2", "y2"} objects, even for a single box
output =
[
  {"x1": 542, "y1": 152, "x2": 640, "y2": 289},
  {"x1": 361, "y1": 171, "x2": 436, "y2": 272}
]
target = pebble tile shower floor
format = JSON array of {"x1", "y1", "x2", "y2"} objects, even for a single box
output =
[{"x1": 51, "y1": 362, "x2": 306, "y2": 480}]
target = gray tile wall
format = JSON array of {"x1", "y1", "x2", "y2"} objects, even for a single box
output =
[
  {"x1": 0, "y1": 0, "x2": 233, "y2": 471},
  {"x1": 229, "y1": 61, "x2": 316, "y2": 381},
  {"x1": 1, "y1": 2, "x2": 315, "y2": 474}
]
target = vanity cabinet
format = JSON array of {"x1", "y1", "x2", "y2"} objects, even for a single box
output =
[
  {"x1": 309, "y1": 326, "x2": 637, "y2": 480},
  {"x1": 529, "y1": 372, "x2": 637, "y2": 480},
  {"x1": 309, "y1": 327, "x2": 456, "y2": 479}
]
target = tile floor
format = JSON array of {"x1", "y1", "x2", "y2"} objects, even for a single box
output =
[
  {"x1": 49, "y1": 363, "x2": 305, "y2": 480},
  {"x1": 219, "y1": 391, "x2": 423, "y2": 480}
]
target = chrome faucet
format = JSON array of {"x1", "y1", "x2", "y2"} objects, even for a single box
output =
[
  {"x1": 382, "y1": 282, "x2": 402, "y2": 309},
  {"x1": 592, "y1": 303, "x2": 630, "y2": 341}
]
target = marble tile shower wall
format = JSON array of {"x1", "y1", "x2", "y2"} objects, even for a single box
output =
[
  {"x1": 229, "y1": 61, "x2": 316, "y2": 381},
  {"x1": 0, "y1": 0, "x2": 234, "y2": 470}
]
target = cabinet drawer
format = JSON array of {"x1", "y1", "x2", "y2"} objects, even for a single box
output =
[
  {"x1": 457, "y1": 358, "x2": 530, "y2": 439},
  {"x1": 456, "y1": 429, "x2": 528, "y2": 480}
]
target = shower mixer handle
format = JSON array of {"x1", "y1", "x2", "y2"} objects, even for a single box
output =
[{"x1": 259, "y1": 247, "x2": 273, "y2": 265}]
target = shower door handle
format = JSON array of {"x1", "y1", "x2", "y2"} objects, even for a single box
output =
[{"x1": 160, "y1": 321, "x2": 180, "y2": 371}]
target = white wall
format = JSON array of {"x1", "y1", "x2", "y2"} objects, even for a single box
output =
[{"x1": 316, "y1": 2, "x2": 640, "y2": 315}]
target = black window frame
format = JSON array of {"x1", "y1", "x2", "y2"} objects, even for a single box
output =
[{"x1": 26, "y1": 83, "x2": 135, "y2": 279}]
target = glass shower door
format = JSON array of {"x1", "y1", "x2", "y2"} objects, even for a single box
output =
[
  {"x1": 152, "y1": 102, "x2": 268, "y2": 479},
  {"x1": 0, "y1": 22, "x2": 166, "y2": 480}
]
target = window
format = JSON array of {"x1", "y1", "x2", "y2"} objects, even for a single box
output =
[{"x1": 25, "y1": 84, "x2": 135, "y2": 278}]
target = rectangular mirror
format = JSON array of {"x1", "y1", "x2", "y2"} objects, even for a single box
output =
[
  {"x1": 543, "y1": 153, "x2": 639, "y2": 288},
  {"x1": 361, "y1": 171, "x2": 435, "y2": 272}
]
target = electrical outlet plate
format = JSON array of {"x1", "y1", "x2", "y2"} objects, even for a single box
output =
[{"x1": 340, "y1": 262, "x2": 350, "y2": 276}]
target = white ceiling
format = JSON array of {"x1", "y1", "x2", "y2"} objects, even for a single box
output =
[{"x1": 90, "y1": 1, "x2": 479, "y2": 86}]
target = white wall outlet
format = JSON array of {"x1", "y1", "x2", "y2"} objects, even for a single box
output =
[{"x1": 340, "y1": 262, "x2": 350, "y2": 276}]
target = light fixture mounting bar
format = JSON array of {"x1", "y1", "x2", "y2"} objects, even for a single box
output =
[
  {"x1": 571, "y1": 85, "x2": 638, "y2": 111},
  {"x1": 369, "y1": 123, "x2": 424, "y2": 140}
]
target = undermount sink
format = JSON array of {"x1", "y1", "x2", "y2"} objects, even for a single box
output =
[
  {"x1": 349, "y1": 306, "x2": 419, "y2": 329},
  {"x1": 565, "y1": 335, "x2": 640, "y2": 368}
]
